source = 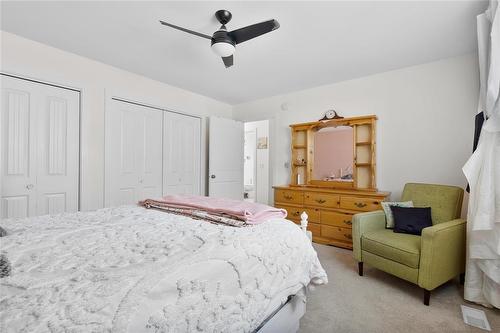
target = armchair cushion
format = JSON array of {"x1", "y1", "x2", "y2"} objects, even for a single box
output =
[{"x1": 362, "y1": 229, "x2": 421, "y2": 268}]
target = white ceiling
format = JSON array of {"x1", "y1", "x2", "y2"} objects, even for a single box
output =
[{"x1": 1, "y1": 1, "x2": 487, "y2": 105}]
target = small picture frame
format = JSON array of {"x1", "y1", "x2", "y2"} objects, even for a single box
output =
[{"x1": 257, "y1": 137, "x2": 268, "y2": 149}]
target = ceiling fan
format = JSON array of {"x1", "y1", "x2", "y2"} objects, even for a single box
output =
[{"x1": 159, "y1": 10, "x2": 280, "y2": 68}]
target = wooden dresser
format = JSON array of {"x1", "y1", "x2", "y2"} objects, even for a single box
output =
[
  {"x1": 274, "y1": 114, "x2": 389, "y2": 249},
  {"x1": 274, "y1": 186, "x2": 388, "y2": 249}
]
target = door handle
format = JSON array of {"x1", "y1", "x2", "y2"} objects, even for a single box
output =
[
  {"x1": 211, "y1": 174, "x2": 216, "y2": 179},
  {"x1": 26, "y1": 184, "x2": 34, "y2": 190}
]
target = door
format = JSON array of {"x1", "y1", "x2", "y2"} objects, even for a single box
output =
[
  {"x1": 1, "y1": 75, "x2": 80, "y2": 218},
  {"x1": 209, "y1": 116, "x2": 244, "y2": 199},
  {"x1": 105, "y1": 99, "x2": 163, "y2": 207},
  {"x1": 163, "y1": 112, "x2": 201, "y2": 195}
]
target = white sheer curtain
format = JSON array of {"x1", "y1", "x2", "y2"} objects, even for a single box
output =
[{"x1": 462, "y1": 0, "x2": 500, "y2": 308}]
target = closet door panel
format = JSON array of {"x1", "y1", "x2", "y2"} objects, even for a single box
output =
[
  {"x1": 105, "y1": 100, "x2": 163, "y2": 207},
  {"x1": 139, "y1": 108, "x2": 163, "y2": 200},
  {"x1": 164, "y1": 113, "x2": 182, "y2": 193},
  {"x1": 1, "y1": 85, "x2": 36, "y2": 218},
  {"x1": 105, "y1": 102, "x2": 141, "y2": 207},
  {"x1": 163, "y1": 112, "x2": 200, "y2": 195},
  {"x1": 180, "y1": 116, "x2": 200, "y2": 195},
  {"x1": 36, "y1": 86, "x2": 79, "y2": 215}
]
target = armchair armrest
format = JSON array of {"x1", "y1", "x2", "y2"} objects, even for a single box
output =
[
  {"x1": 418, "y1": 218, "x2": 466, "y2": 290},
  {"x1": 352, "y1": 210, "x2": 386, "y2": 262}
]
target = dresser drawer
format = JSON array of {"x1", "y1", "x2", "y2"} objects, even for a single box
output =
[
  {"x1": 321, "y1": 225, "x2": 352, "y2": 243},
  {"x1": 275, "y1": 189, "x2": 303, "y2": 205},
  {"x1": 308, "y1": 222, "x2": 321, "y2": 237},
  {"x1": 304, "y1": 192, "x2": 340, "y2": 208},
  {"x1": 339, "y1": 196, "x2": 382, "y2": 212},
  {"x1": 321, "y1": 211, "x2": 353, "y2": 228},
  {"x1": 276, "y1": 205, "x2": 320, "y2": 223}
]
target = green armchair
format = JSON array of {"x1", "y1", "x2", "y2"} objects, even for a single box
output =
[{"x1": 352, "y1": 183, "x2": 466, "y2": 305}]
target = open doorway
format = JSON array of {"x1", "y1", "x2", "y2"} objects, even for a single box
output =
[{"x1": 244, "y1": 120, "x2": 270, "y2": 204}]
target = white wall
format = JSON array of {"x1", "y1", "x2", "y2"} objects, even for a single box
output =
[
  {"x1": 244, "y1": 120, "x2": 270, "y2": 204},
  {"x1": 1, "y1": 31, "x2": 232, "y2": 211},
  {"x1": 1, "y1": 30, "x2": 479, "y2": 212},
  {"x1": 232, "y1": 54, "x2": 479, "y2": 204}
]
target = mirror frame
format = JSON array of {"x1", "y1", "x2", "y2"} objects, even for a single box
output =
[{"x1": 288, "y1": 115, "x2": 378, "y2": 191}]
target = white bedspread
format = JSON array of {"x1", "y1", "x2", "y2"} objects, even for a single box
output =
[{"x1": 0, "y1": 206, "x2": 327, "y2": 333}]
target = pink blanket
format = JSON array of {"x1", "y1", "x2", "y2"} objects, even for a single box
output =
[{"x1": 140, "y1": 195, "x2": 287, "y2": 225}]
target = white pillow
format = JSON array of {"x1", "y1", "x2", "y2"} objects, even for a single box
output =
[{"x1": 381, "y1": 201, "x2": 414, "y2": 228}]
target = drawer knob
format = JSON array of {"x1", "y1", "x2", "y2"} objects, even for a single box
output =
[
  {"x1": 315, "y1": 199, "x2": 326, "y2": 204},
  {"x1": 284, "y1": 195, "x2": 293, "y2": 200},
  {"x1": 292, "y1": 211, "x2": 300, "y2": 217},
  {"x1": 344, "y1": 220, "x2": 352, "y2": 225},
  {"x1": 344, "y1": 233, "x2": 352, "y2": 240},
  {"x1": 354, "y1": 202, "x2": 367, "y2": 208}
]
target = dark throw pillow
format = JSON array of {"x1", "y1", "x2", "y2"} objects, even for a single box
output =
[{"x1": 391, "y1": 206, "x2": 432, "y2": 236}]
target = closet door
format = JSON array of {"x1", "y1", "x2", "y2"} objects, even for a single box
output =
[
  {"x1": 163, "y1": 112, "x2": 201, "y2": 195},
  {"x1": 1, "y1": 75, "x2": 79, "y2": 218},
  {"x1": 105, "y1": 100, "x2": 163, "y2": 207}
]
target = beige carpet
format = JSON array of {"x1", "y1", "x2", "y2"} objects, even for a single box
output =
[{"x1": 300, "y1": 244, "x2": 500, "y2": 333}]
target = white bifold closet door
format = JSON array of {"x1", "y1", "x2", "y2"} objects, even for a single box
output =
[
  {"x1": 105, "y1": 99, "x2": 163, "y2": 207},
  {"x1": 163, "y1": 112, "x2": 201, "y2": 195},
  {"x1": 1, "y1": 75, "x2": 80, "y2": 218}
]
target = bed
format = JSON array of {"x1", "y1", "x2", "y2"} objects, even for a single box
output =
[{"x1": 0, "y1": 205, "x2": 327, "y2": 332}]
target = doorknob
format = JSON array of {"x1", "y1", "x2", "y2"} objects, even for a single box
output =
[
  {"x1": 26, "y1": 184, "x2": 34, "y2": 190},
  {"x1": 211, "y1": 175, "x2": 216, "y2": 179}
]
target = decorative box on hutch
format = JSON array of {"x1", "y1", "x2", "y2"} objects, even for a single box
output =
[{"x1": 273, "y1": 114, "x2": 389, "y2": 249}]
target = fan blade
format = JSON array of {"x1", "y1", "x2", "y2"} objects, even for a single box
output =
[
  {"x1": 159, "y1": 20, "x2": 211, "y2": 40},
  {"x1": 228, "y1": 19, "x2": 279, "y2": 45},
  {"x1": 222, "y1": 55, "x2": 234, "y2": 68}
]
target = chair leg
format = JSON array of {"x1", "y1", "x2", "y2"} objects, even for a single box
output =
[
  {"x1": 423, "y1": 289, "x2": 431, "y2": 306},
  {"x1": 460, "y1": 273, "x2": 465, "y2": 285},
  {"x1": 358, "y1": 262, "x2": 363, "y2": 276}
]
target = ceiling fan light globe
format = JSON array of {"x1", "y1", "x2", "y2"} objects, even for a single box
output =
[{"x1": 211, "y1": 42, "x2": 235, "y2": 57}]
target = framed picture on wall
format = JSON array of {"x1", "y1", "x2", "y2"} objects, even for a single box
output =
[{"x1": 257, "y1": 137, "x2": 268, "y2": 149}]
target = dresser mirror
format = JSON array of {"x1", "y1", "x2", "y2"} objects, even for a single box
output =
[{"x1": 312, "y1": 126, "x2": 354, "y2": 183}]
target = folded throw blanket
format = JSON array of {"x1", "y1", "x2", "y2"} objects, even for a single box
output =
[
  {"x1": 140, "y1": 195, "x2": 287, "y2": 225},
  {"x1": 141, "y1": 203, "x2": 247, "y2": 227}
]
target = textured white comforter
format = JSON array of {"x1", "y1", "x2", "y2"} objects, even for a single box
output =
[{"x1": 0, "y1": 206, "x2": 327, "y2": 333}]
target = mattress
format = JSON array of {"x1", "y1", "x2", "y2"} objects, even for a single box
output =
[{"x1": 0, "y1": 206, "x2": 327, "y2": 332}]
